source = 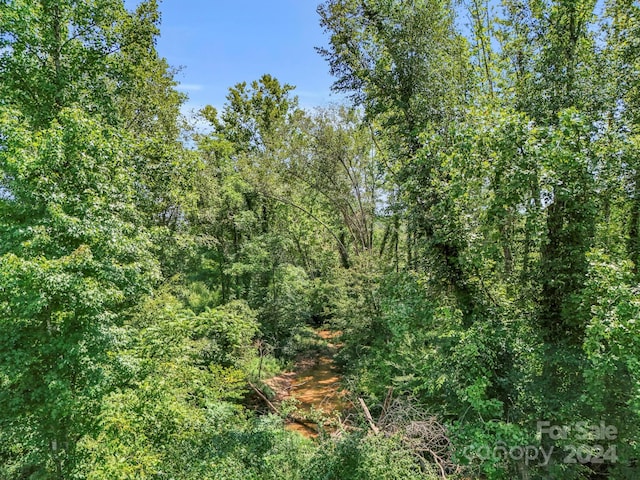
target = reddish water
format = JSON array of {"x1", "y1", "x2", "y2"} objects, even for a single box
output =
[{"x1": 266, "y1": 330, "x2": 345, "y2": 437}]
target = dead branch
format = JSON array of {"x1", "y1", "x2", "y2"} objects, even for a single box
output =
[
  {"x1": 248, "y1": 381, "x2": 282, "y2": 415},
  {"x1": 375, "y1": 395, "x2": 457, "y2": 478},
  {"x1": 358, "y1": 397, "x2": 380, "y2": 434}
]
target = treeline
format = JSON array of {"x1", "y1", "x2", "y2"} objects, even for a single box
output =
[{"x1": 0, "y1": 0, "x2": 639, "y2": 479}]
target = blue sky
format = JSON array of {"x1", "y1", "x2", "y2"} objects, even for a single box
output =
[{"x1": 125, "y1": 1, "x2": 342, "y2": 113}]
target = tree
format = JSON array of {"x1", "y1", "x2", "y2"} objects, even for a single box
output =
[
  {"x1": 0, "y1": 0, "x2": 158, "y2": 127},
  {"x1": 0, "y1": 0, "x2": 195, "y2": 242},
  {"x1": 318, "y1": 0, "x2": 478, "y2": 317},
  {"x1": 0, "y1": 1, "x2": 186, "y2": 476},
  {"x1": 317, "y1": 0, "x2": 469, "y2": 153},
  {"x1": 289, "y1": 106, "x2": 381, "y2": 266},
  {"x1": 0, "y1": 107, "x2": 160, "y2": 478}
]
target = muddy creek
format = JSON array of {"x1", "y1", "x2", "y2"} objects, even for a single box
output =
[{"x1": 265, "y1": 330, "x2": 345, "y2": 437}]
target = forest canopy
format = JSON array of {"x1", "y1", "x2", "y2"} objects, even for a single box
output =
[{"x1": 1, "y1": 0, "x2": 639, "y2": 479}]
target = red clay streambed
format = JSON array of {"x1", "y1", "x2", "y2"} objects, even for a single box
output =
[{"x1": 264, "y1": 330, "x2": 345, "y2": 437}]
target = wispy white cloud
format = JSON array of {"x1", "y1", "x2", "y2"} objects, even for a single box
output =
[{"x1": 177, "y1": 83, "x2": 204, "y2": 92}]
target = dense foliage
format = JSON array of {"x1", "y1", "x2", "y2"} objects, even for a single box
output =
[{"x1": 1, "y1": 0, "x2": 639, "y2": 479}]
